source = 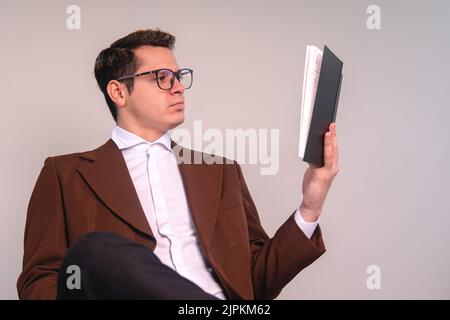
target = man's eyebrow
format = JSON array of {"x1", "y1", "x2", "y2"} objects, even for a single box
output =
[
  {"x1": 157, "y1": 67, "x2": 180, "y2": 71},
  {"x1": 135, "y1": 67, "x2": 180, "y2": 74}
]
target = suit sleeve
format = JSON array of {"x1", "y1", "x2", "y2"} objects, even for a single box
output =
[
  {"x1": 17, "y1": 157, "x2": 68, "y2": 299},
  {"x1": 235, "y1": 162, "x2": 326, "y2": 299}
]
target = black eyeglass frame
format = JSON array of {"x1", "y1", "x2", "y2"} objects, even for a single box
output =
[{"x1": 116, "y1": 68, "x2": 193, "y2": 90}]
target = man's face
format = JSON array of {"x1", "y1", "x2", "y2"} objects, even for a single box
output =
[{"x1": 121, "y1": 45, "x2": 186, "y2": 134}]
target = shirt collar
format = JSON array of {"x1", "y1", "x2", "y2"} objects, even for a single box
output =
[{"x1": 111, "y1": 125, "x2": 172, "y2": 153}]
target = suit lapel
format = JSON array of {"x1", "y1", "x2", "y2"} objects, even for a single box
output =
[
  {"x1": 76, "y1": 139, "x2": 154, "y2": 240},
  {"x1": 173, "y1": 141, "x2": 223, "y2": 250}
]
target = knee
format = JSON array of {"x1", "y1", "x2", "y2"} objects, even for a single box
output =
[
  {"x1": 62, "y1": 232, "x2": 129, "y2": 271},
  {"x1": 71, "y1": 231, "x2": 128, "y2": 251}
]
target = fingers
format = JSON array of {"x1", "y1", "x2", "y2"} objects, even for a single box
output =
[
  {"x1": 331, "y1": 123, "x2": 339, "y2": 164},
  {"x1": 324, "y1": 123, "x2": 339, "y2": 171},
  {"x1": 324, "y1": 130, "x2": 333, "y2": 168}
]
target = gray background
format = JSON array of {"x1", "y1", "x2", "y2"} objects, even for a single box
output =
[{"x1": 1, "y1": 0, "x2": 449, "y2": 299}]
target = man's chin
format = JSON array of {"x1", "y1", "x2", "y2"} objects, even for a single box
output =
[{"x1": 167, "y1": 115, "x2": 185, "y2": 130}]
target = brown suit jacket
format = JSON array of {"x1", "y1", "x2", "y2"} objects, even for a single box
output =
[{"x1": 17, "y1": 139, "x2": 326, "y2": 300}]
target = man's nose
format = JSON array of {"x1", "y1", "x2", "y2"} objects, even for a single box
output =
[{"x1": 170, "y1": 76, "x2": 185, "y2": 94}]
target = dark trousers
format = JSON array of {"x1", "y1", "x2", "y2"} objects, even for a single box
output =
[{"x1": 56, "y1": 232, "x2": 220, "y2": 300}]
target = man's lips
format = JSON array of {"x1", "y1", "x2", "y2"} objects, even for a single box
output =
[{"x1": 170, "y1": 101, "x2": 184, "y2": 108}]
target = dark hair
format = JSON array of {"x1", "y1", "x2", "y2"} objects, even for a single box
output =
[{"x1": 94, "y1": 29, "x2": 176, "y2": 122}]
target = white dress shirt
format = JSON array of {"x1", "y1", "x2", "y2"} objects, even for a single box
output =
[{"x1": 111, "y1": 125, "x2": 318, "y2": 299}]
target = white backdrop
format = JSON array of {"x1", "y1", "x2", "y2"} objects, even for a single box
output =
[{"x1": 1, "y1": 0, "x2": 449, "y2": 299}]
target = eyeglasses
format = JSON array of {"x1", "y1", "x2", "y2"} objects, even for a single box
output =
[{"x1": 116, "y1": 68, "x2": 193, "y2": 90}]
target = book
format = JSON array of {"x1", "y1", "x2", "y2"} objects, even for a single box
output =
[{"x1": 298, "y1": 45, "x2": 343, "y2": 166}]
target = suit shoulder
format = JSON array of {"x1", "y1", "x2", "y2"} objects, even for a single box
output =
[{"x1": 45, "y1": 140, "x2": 112, "y2": 169}]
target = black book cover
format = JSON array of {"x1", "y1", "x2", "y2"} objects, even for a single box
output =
[{"x1": 303, "y1": 46, "x2": 343, "y2": 166}]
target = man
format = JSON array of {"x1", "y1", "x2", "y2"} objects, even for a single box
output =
[{"x1": 17, "y1": 29, "x2": 339, "y2": 300}]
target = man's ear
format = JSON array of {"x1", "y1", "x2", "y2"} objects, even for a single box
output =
[{"x1": 107, "y1": 80, "x2": 128, "y2": 108}]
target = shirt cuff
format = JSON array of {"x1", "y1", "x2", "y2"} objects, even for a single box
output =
[{"x1": 294, "y1": 207, "x2": 319, "y2": 239}]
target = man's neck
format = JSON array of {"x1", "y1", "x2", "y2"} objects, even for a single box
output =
[{"x1": 116, "y1": 122, "x2": 166, "y2": 143}]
